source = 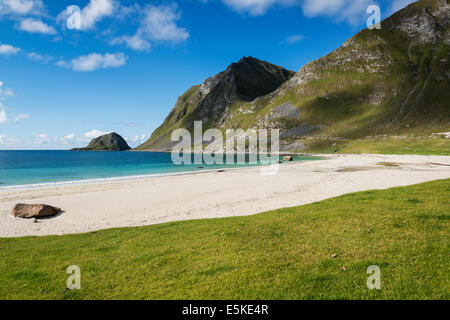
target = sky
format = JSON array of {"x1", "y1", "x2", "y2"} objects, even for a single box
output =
[{"x1": 0, "y1": 0, "x2": 417, "y2": 150}]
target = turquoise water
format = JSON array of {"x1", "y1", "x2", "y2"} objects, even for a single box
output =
[{"x1": 0, "y1": 151, "x2": 321, "y2": 188}]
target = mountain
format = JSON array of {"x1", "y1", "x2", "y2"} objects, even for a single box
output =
[
  {"x1": 138, "y1": 0, "x2": 450, "y2": 154},
  {"x1": 72, "y1": 132, "x2": 131, "y2": 151},
  {"x1": 136, "y1": 57, "x2": 295, "y2": 151}
]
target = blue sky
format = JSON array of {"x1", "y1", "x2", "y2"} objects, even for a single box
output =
[{"x1": 0, "y1": 0, "x2": 416, "y2": 149}]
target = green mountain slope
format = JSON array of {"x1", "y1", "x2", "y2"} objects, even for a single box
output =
[{"x1": 138, "y1": 0, "x2": 450, "y2": 154}]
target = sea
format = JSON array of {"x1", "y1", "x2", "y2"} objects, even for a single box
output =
[{"x1": 0, "y1": 150, "x2": 321, "y2": 189}]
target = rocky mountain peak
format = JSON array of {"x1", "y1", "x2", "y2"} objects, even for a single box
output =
[
  {"x1": 229, "y1": 56, "x2": 268, "y2": 73},
  {"x1": 195, "y1": 57, "x2": 295, "y2": 121},
  {"x1": 231, "y1": 56, "x2": 258, "y2": 68},
  {"x1": 227, "y1": 56, "x2": 296, "y2": 101}
]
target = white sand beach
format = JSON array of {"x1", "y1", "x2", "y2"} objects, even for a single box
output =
[{"x1": 1, "y1": 154, "x2": 450, "y2": 238}]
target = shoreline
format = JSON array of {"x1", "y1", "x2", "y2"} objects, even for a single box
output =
[
  {"x1": 0, "y1": 157, "x2": 322, "y2": 192},
  {"x1": 0, "y1": 153, "x2": 323, "y2": 191},
  {"x1": 0, "y1": 167, "x2": 252, "y2": 192},
  {"x1": 1, "y1": 153, "x2": 450, "y2": 238}
]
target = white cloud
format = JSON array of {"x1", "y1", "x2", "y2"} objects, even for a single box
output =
[
  {"x1": 57, "y1": 52, "x2": 128, "y2": 72},
  {"x1": 34, "y1": 133, "x2": 52, "y2": 144},
  {"x1": 71, "y1": 52, "x2": 127, "y2": 71},
  {"x1": 59, "y1": 133, "x2": 76, "y2": 144},
  {"x1": 301, "y1": 0, "x2": 342, "y2": 16},
  {"x1": 389, "y1": 0, "x2": 416, "y2": 15},
  {"x1": 13, "y1": 113, "x2": 30, "y2": 122},
  {"x1": 0, "y1": 109, "x2": 7, "y2": 124},
  {"x1": 18, "y1": 18, "x2": 56, "y2": 34},
  {"x1": 218, "y1": 0, "x2": 374, "y2": 24},
  {"x1": 221, "y1": 0, "x2": 287, "y2": 16},
  {"x1": 116, "y1": 4, "x2": 138, "y2": 20},
  {"x1": 0, "y1": 44, "x2": 21, "y2": 55},
  {"x1": 0, "y1": 0, "x2": 44, "y2": 16},
  {"x1": 111, "y1": 4, "x2": 189, "y2": 51},
  {"x1": 3, "y1": 88, "x2": 14, "y2": 96},
  {"x1": 0, "y1": 134, "x2": 8, "y2": 144},
  {"x1": 55, "y1": 60, "x2": 69, "y2": 68},
  {"x1": 59, "y1": 131, "x2": 115, "y2": 145},
  {"x1": 58, "y1": 0, "x2": 116, "y2": 31},
  {"x1": 140, "y1": 4, "x2": 189, "y2": 42},
  {"x1": 0, "y1": 134, "x2": 16, "y2": 144},
  {"x1": 81, "y1": 0, "x2": 115, "y2": 30},
  {"x1": 283, "y1": 34, "x2": 304, "y2": 44},
  {"x1": 84, "y1": 129, "x2": 110, "y2": 140},
  {"x1": 0, "y1": 107, "x2": 30, "y2": 124},
  {"x1": 126, "y1": 134, "x2": 148, "y2": 145},
  {"x1": 126, "y1": 136, "x2": 139, "y2": 144},
  {"x1": 0, "y1": 83, "x2": 29, "y2": 124},
  {"x1": 110, "y1": 34, "x2": 151, "y2": 52},
  {"x1": 301, "y1": 0, "x2": 373, "y2": 25},
  {"x1": 26, "y1": 52, "x2": 53, "y2": 63},
  {"x1": 0, "y1": 81, "x2": 14, "y2": 98}
]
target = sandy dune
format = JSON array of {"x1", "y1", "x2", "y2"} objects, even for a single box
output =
[{"x1": 1, "y1": 154, "x2": 450, "y2": 238}]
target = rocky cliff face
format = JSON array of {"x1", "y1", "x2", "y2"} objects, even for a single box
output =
[
  {"x1": 138, "y1": 0, "x2": 449, "y2": 153},
  {"x1": 72, "y1": 132, "x2": 131, "y2": 151},
  {"x1": 197, "y1": 57, "x2": 295, "y2": 123}
]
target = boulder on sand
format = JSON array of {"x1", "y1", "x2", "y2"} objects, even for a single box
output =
[{"x1": 11, "y1": 204, "x2": 61, "y2": 219}]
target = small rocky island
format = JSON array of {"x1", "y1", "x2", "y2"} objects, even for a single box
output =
[{"x1": 72, "y1": 132, "x2": 131, "y2": 151}]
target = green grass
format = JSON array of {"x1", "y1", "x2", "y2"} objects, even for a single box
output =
[
  {"x1": 303, "y1": 136, "x2": 450, "y2": 155},
  {"x1": 337, "y1": 137, "x2": 450, "y2": 155},
  {"x1": 1, "y1": 179, "x2": 449, "y2": 300}
]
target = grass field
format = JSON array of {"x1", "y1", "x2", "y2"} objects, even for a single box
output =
[
  {"x1": 304, "y1": 136, "x2": 450, "y2": 156},
  {"x1": 0, "y1": 179, "x2": 449, "y2": 300}
]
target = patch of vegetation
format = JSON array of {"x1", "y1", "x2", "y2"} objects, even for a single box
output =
[
  {"x1": 0, "y1": 179, "x2": 448, "y2": 300},
  {"x1": 377, "y1": 162, "x2": 401, "y2": 167},
  {"x1": 299, "y1": 135, "x2": 450, "y2": 155}
]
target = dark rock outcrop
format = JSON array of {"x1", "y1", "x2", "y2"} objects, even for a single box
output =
[
  {"x1": 72, "y1": 132, "x2": 131, "y2": 151},
  {"x1": 12, "y1": 204, "x2": 61, "y2": 219}
]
